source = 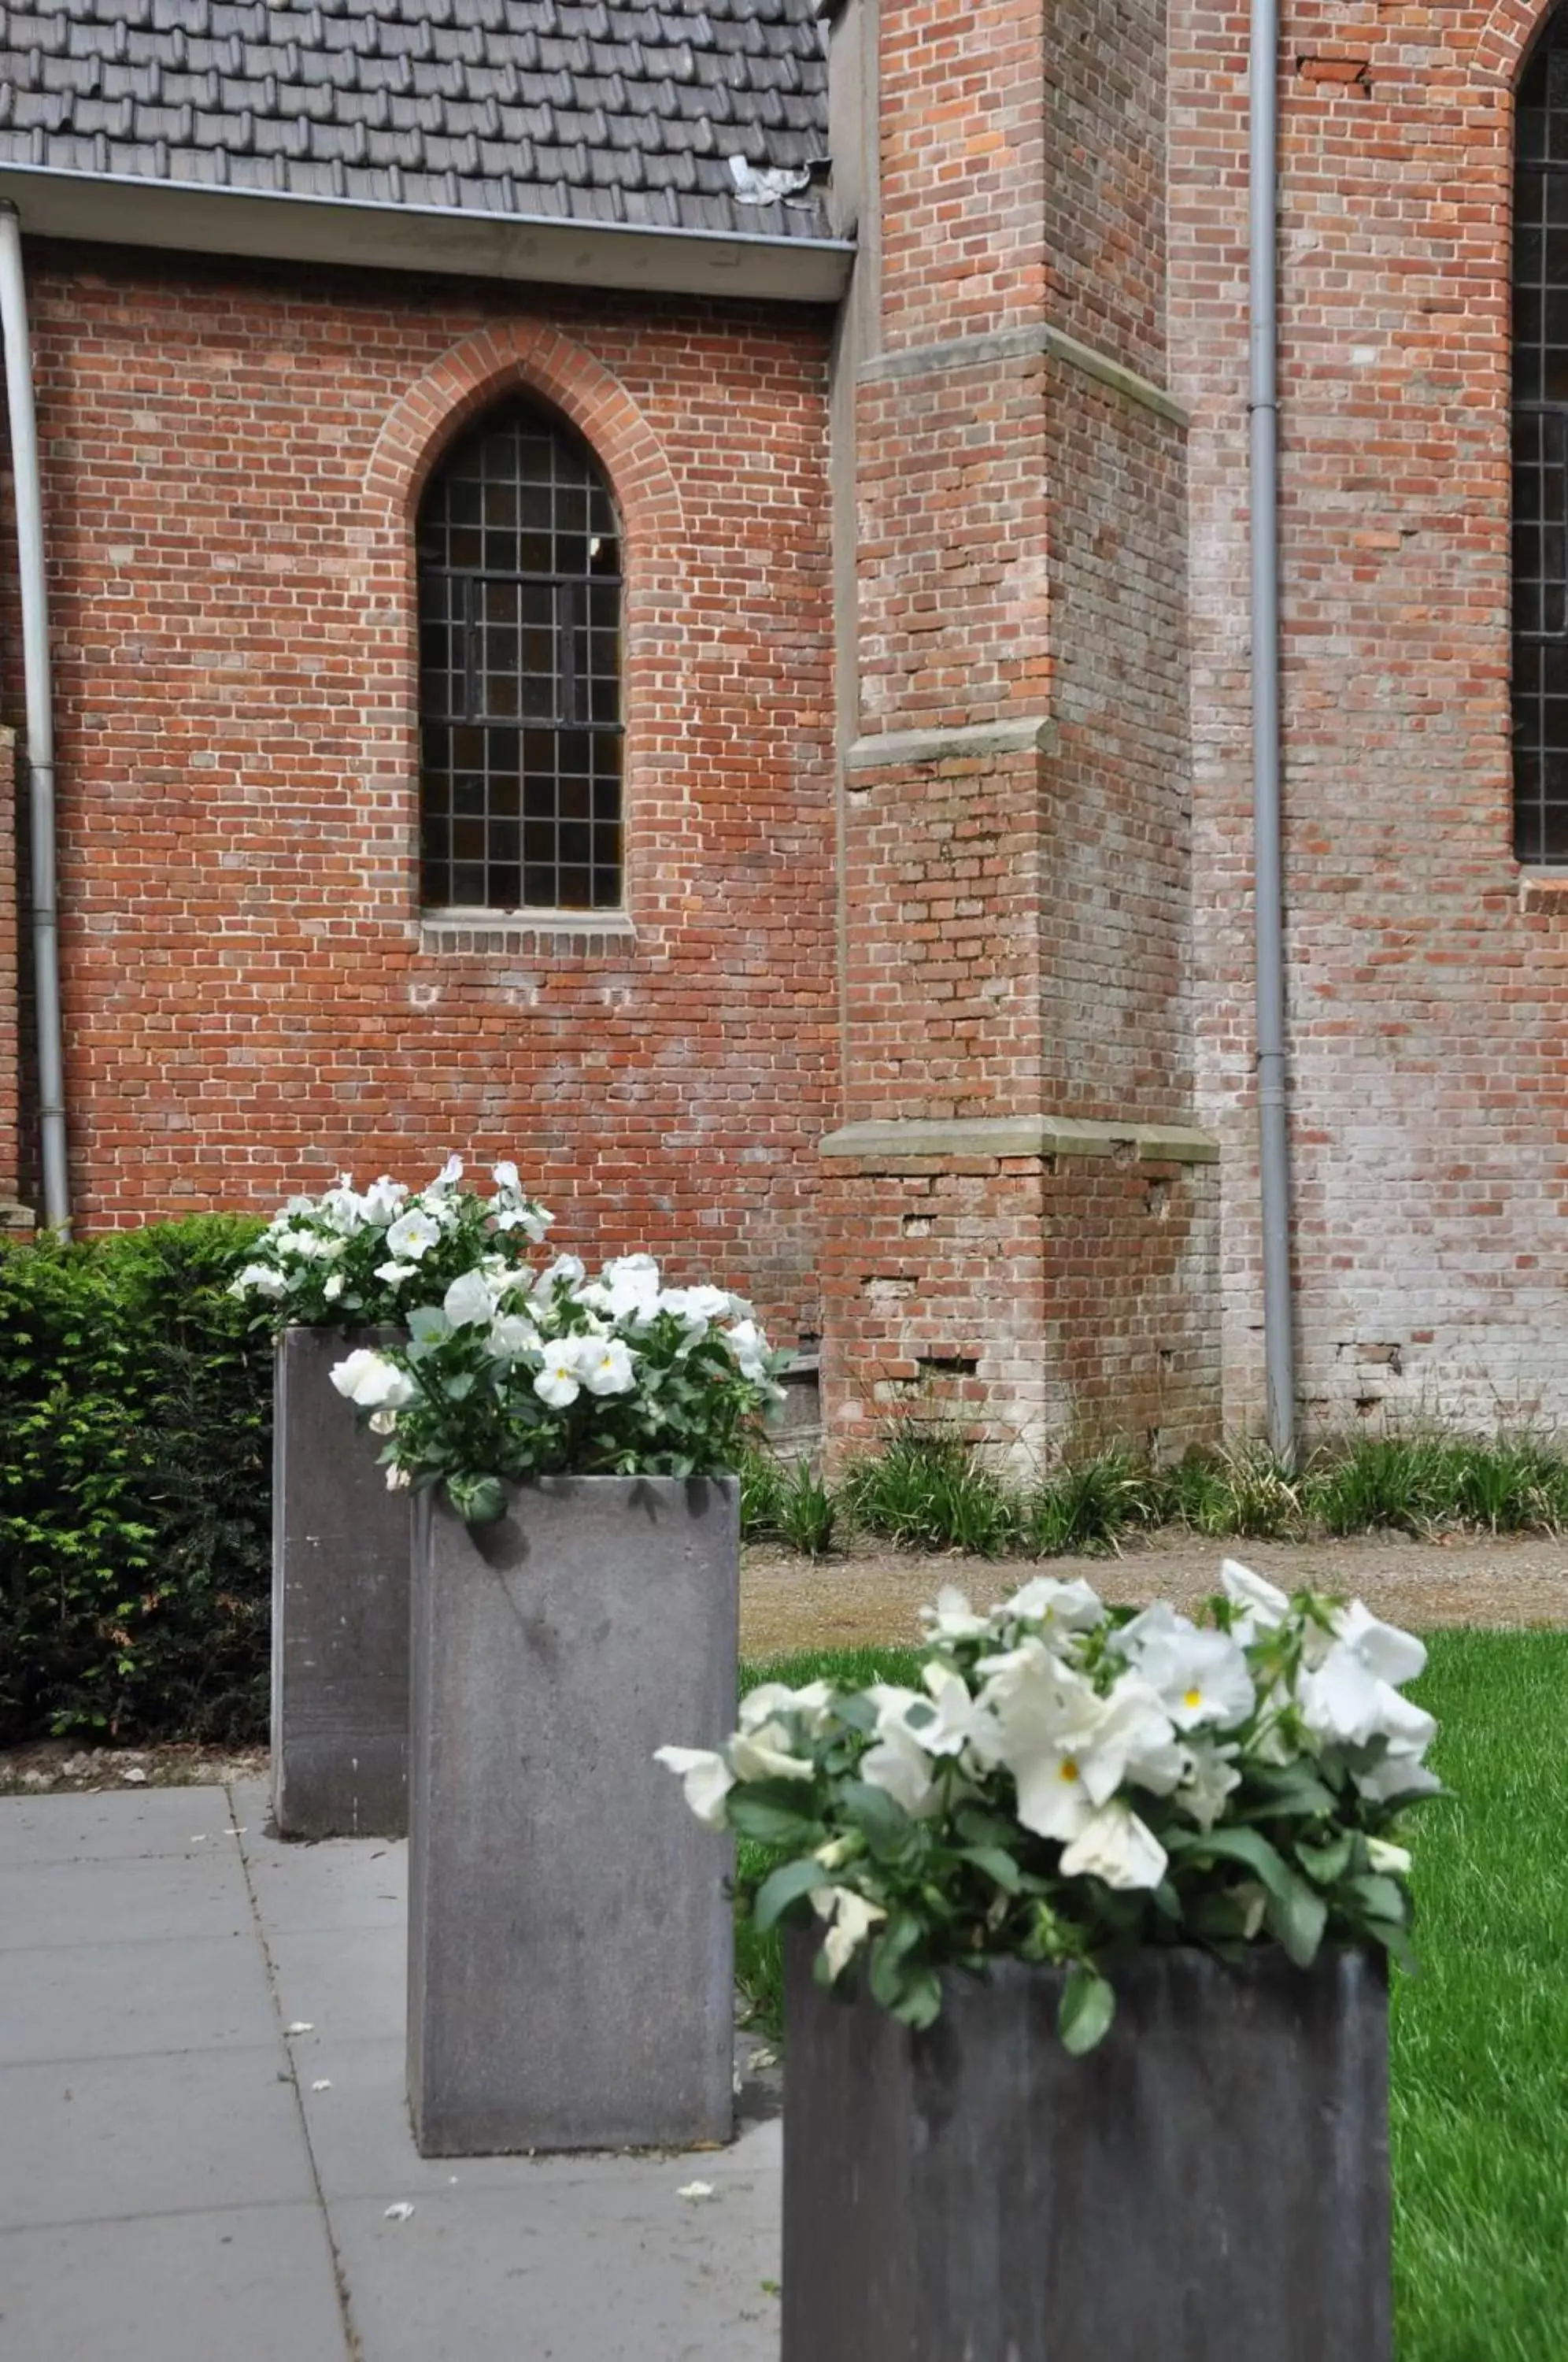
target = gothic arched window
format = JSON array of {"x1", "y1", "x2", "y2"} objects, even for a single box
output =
[
  {"x1": 416, "y1": 402, "x2": 623, "y2": 911},
  {"x1": 1514, "y1": 24, "x2": 1568, "y2": 864}
]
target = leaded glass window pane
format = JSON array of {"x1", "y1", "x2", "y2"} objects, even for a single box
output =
[{"x1": 417, "y1": 405, "x2": 623, "y2": 909}]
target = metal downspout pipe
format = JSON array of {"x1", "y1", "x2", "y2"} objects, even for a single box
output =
[
  {"x1": 0, "y1": 202, "x2": 69, "y2": 1233},
  {"x1": 1248, "y1": 0, "x2": 1295, "y2": 1460}
]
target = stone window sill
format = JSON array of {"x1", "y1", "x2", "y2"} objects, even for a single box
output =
[
  {"x1": 1519, "y1": 870, "x2": 1568, "y2": 916},
  {"x1": 419, "y1": 909, "x2": 637, "y2": 958}
]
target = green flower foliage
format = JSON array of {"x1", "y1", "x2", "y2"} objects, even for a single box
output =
[{"x1": 0, "y1": 1216, "x2": 271, "y2": 1745}]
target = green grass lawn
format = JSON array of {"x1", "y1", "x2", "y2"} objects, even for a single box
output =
[{"x1": 738, "y1": 1631, "x2": 1568, "y2": 2361}]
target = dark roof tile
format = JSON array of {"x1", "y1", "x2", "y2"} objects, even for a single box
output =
[{"x1": 0, "y1": 0, "x2": 831, "y2": 237}]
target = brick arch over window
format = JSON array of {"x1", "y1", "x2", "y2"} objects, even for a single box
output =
[
  {"x1": 359, "y1": 325, "x2": 685, "y2": 922},
  {"x1": 1479, "y1": 0, "x2": 1568, "y2": 87}
]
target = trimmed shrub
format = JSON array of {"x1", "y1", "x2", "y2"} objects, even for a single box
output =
[{"x1": 0, "y1": 1216, "x2": 271, "y2": 1745}]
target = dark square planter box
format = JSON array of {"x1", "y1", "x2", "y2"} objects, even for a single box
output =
[
  {"x1": 271, "y1": 1326, "x2": 411, "y2": 1840},
  {"x1": 783, "y1": 1937, "x2": 1390, "y2": 2362},
  {"x1": 407, "y1": 1474, "x2": 738, "y2": 2157}
]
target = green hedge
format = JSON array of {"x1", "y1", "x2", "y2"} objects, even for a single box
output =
[{"x1": 0, "y1": 1216, "x2": 272, "y2": 1746}]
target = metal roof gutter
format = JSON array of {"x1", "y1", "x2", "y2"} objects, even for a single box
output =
[{"x1": 0, "y1": 165, "x2": 854, "y2": 305}]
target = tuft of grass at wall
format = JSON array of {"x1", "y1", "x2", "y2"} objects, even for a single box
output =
[
  {"x1": 733, "y1": 1633, "x2": 1568, "y2": 2362},
  {"x1": 749, "y1": 1424, "x2": 1568, "y2": 1562}
]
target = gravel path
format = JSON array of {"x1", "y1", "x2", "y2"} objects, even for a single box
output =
[{"x1": 740, "y1": 1530, "x2": 1568, "y2": 1657}]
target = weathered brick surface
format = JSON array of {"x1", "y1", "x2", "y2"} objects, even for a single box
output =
[
  {"x1": 1170, "y1": 0, "x2": 1568, "y2": 1431},
  {"x1": 0, "y1": 247, "x2": 835, "y2": 1338},
  {"x1": 824, "y1": 0, "x2": 1215, "y2": 1457},
  {"x1": 819, "y1": 1149, "x2": 1219, "y2": 1468}
]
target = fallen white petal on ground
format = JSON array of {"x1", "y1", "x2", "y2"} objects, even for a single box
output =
[
  {"x1": 311, "y1": 2079, "x2": 331, "y2": 2092},
  {"x1": 283, "y1": 2022, "x2": 314, "y2": 2036},
  {"x1": 384, "y1": 2203, "x2": 415, "y2": 2223},
  {"x1": 677, "y1": 2182, "x2": 716, "y2": 2202}
]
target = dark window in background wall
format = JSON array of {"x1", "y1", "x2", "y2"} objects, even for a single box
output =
[
  {"x1": 1514, "y1": 24, "x2": 1568, "y2": 865},
  {"x1": 417, "y1": 403, "x2": 623, "y2": 911}
]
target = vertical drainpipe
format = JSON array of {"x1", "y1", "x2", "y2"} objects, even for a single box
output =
[
  {"x1": 0, "y1": 202, "x2": 69, "y2": 1234},
  {"x1": 1249, "y1": 0, "x2": 1295, "y2": 1460}
]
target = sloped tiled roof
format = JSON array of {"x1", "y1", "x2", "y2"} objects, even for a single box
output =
[{"x1": 0, "y1": 0, "x2": 833, "y2": 241}]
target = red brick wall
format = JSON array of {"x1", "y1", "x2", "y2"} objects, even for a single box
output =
[
  {"x1": 820, "y1": 1145, "x2": 1219, "y2": 1467},
  {"x1": 822, "y1": 0, "x2": 1219, "y2": 1461},
  {"x1": 1171, "y1": 0, "x2": 1568, "y2": 1431},
  {"x1": 0, "y1": 246, "x2": 836, "y2": 1338},
  {"x1": 0, "y1": 726, "x2": 17, "y2": 1206}
]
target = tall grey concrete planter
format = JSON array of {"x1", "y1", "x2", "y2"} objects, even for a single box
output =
[
  {"x1": 783, "y1": 1938, "x2": 1391, "y2": 2362},
  {"x1": 408, "y1": 1475, "x2": 738, "y2": 2157},
  {"x1": 271, "y1": 1326, "x2": 411, "y2": 1840}
]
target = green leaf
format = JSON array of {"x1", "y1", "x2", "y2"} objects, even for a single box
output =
[
  {"x1": 1296, "y1": 1831, "x2": 1354, "y2": 1886},
  {"x1": 958, "y1": 1845, "x2": 1023, "y2": 1893},
  {"x1": 1058, "y1": 1963, "x2": 1116, "y2": 2056},
  {"x1": 406, "y1": 1307, "x2": 451, "y2": 1344},
  {"x1": 1241, "y1": 1763, "x2": 1340, "y2": 1818},
  {"x1": 1167, "y1": 1823, "x2": 1295, "y2": 1900},
  {"x1": 447, "y1": 1472, "x2": 508, "y2": 1526},
  {"x1": 869, "y1": 1910, "x2": 925, "y2": 2010},
  {"x1": 727, "y1": 1790, "x2": 825, "y2": 1849},
  {"x1": 752, "y1": 1857, "x2": 830, "y2": 1932},
  {"x1": 889, "y1": 1966, "x2": 943, "y2": 2030},
  {"x1": 1343, "y1": 1872, "x2": 1409, "y2": 1927},
  {"x1": 1264, "y1": 1874, "x2": 1329, "y2": 1969},
  {"x1": 839, "y1": 1779, "x2": 918, "y2": 1860},
  {"x1": 1360, "y1": 1916, "x2": 1418, "y2": 1976}
]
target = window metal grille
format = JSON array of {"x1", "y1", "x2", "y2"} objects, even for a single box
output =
[
  {"x1": 1514, "y1": 29, "x2": 1568, "y2": 864},
  {"x1": 417, "y1": 403, "x2": 623, "y2": 911}
]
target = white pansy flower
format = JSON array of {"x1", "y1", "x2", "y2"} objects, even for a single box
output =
[
  {"x1": 1366, "y1": 1837, "x2": 1412, "y2": 1876},
  {"x1": 654, "y1": 1745, "x2": 735, "y2": 1830},
  {"x1": 1174, "y1": 1738, "x2": 1243, "y2": 1832},
  {"x1": 575, "y1": 1335, "x2": 638, "y2": 1396},
  {"x1": 1119, "y1": 1612, "x2": 1256, "y2": 1734},
  {"x1": 1220, "y1": 1558, "x2": 1292, "y2": 1643},
  {"x1": 494, "y1": 1201, "x2": 553, "y2": 1240},
  {"x1": 231, "y1": 1263, "x2": 288, "y2": 1299},
  {"x1": 319, "y1": 1187, "x2": 367, "y2": 1237},
  {"x1": 723, "y1": 1318, "x2": 771, "y2": 1380},
  {"x1": 368, "y1": 1407, "x2": 400, "y2": 1435},
  {"x1": 386, "y1": 1464, "x2": 412, "y2": 1492},
  {"x1": 323, "y1": 1272, "x2": 345, "y2": 1303},
  {"x1": 658, "y1": 1283, "x2": 735, "y2": 1330},
  {"x1": 534, "y1": 1348, "x2": 582, "y2": 1409},
  {"x1": 430, "y1": 1154, "x2": 464, "y2": 1190},
  {"x1": 580, "y1": 1254, "x2": 663, "y2": 1327},
  {"x1": 983, "y1": 1649, "x2": 1180, "y2": 1839},
  {"x1": 491, "y1": 1160, "x2": 522, "y2": 1194},
  {"x1": 361, "y1": 1176, "x2": 407, "y2": 1226},
  {"x1": 1297, "y1": 1646, "x2": 1437, "y2": 1755},
  {"x1": 729, "y1": 1719, "x2": 815, "y2": 1783},
  {"x1": 533, "y1": 1253, "x2": 587, "y2": 1305},
  {"x1": 860, "y1": 1725, "x2": 943, "y2": 1819},
  {"x1": 330, "y1": 1350, "x2": 416, "y2": 1411},
  {"x1": 814, "y1": 1835, "x2": 855, "y2": 1871},
  {"x1": 919, "y1": 1586, "x2": 993, "y2": 1642},
  {"x1": 486, "y1": 1314, "x2": 541, "y2": 1360},
  {"x1": 373, "y1": 1261, "x2": 419, "y2": 1288},
  {"x1": 812, "y1": 1886, "x2": 886, "y2": 1980},
  {"x1": 1060, "y1": 1799, "x2": 1169, "y2": 1892},
  {"x1": 443, "y1": 1269, "x2": 501, "y2": 1328},
  {"x1": 1000, "y1": 1574, "x2": 1107, "y2": 1638},
  {"x1": 1329, "y1": 1598, "x2": 1427, "y2": 1687},
  {"x1": 740, "y1": 1681, "x2": 836, "y2": 1738},
  {"x1": 385, "y1": 1209, "x2": 442, "y2": 1261},
  {"x1": 1355, "y1": 1754, "x2": 1442, "y2": 1805}
]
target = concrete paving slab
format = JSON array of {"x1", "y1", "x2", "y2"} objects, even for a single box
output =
[
  {"x1": 242, "y1": 1832, "x2": 405, "y2": 1936},
  {"x1": 294, "y1": 2034, "x2": 778, "y2": 2206},
  {"x1": 260, "y1": 1922, "x2": 407, "y2": 2048},
  {"x1": 0, "y1": 2202, "x2": 350, "y2": 2362},
  {"x1": 328, "y1": 2167, "x2": 780, "y2": 2362},
  {"x1": 0, "y1": 1786, "x2": 240, "y2": 1868},
  {"x1": 0, "y1": 1849, "x2": 253, "y2": 1952},
  {"x1": 0, "y1": 2044, "x2": 315, "y2": 2229},
  {"x1": 0, "y1": 1931, "x2": 276, "y2": 2067}
]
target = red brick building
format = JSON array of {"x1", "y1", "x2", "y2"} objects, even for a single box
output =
[{"x1": 0, "y1": 0, "x2": 1564, "y2": 1455}]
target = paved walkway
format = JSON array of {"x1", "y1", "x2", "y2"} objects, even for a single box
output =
[{"x1": 0, "y1": 1784, "x2": 780, "y2": 2362}]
